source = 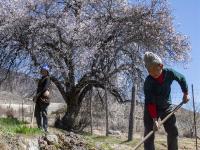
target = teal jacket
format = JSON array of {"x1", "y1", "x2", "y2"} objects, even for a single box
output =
[{"x1": 144, "y1": 68, "x2": 188, "y2": 109}]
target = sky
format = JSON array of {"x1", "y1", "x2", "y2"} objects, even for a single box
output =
[{"x1": 167, "y1": 0, "x2": 200, "y2": 108}]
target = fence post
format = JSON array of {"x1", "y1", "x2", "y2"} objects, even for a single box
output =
[
  {"x1": 192, "y1": 84, "x2": 198, "y2": 150},
  {"x1": 90, "y1": 88, "x2": 93, "y2": 134},
  {"x1": 22, "y1": 99, "x2": 24, "y2": 122},
  {"x1": 128, "y1": 84, "x2": 137, "y2": 141},
  {"x1": 105, "y1": 84, "x2": 109, "y2": 136}
]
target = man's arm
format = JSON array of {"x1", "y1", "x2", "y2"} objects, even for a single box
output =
[
  {"x1": 171, "y1": 69, "x2": 189, "y2": 103},
  {"x1": 37, "y1": 77, "x2": 51, "y2": 97},
  {"x1": 144, "y1": 79, "x2": 158, "y2": 119}
]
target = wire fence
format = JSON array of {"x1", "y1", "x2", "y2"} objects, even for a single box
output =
[
  {"x1": 0, "y1": 82, "x2": 199, "y2": 139},
  {"x1": 80, "y1": 83, "x2": 200, "y2": 141}
]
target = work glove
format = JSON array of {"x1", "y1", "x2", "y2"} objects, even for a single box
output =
[{"x1": 33, "y1": 94, "x2": 39, "y2": 103}]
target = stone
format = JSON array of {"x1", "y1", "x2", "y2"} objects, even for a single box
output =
[
  {"x1": 45, "y1": 134, "x2": 58, "y2": 145},
  {"x1": 27, "y1": 138, "x2": 39, "y2": 150}
]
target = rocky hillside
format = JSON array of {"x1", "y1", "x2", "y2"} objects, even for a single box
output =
[
  {"x1": 0, "y1": 128, "x2": 89, "y2": 150},
  {"x1": 0, "y1": 126, "x2": 199, "y2": 150}
]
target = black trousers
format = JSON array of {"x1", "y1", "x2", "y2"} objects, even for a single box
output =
[
  {"x1": 144, "y1": 107, "x2": 178, "y2": 150},
  {"x1": 34, "y1": 101, "x2": 49, "y2": 131}
]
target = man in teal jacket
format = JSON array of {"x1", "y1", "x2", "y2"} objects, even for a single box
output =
[{"x1": 143, "y1": 52, "x2": 189, "y2": 150}]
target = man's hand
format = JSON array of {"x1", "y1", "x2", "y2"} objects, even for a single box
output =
[
  {"x1": 33, "y1": 95, "x2": 39, "y2": 103},
  {"x1": 182, "y1": 93, "x2": 189, "y2": 104},
  {"x1": 153, "y1": 118, "x2": 159, "y2": 131}
]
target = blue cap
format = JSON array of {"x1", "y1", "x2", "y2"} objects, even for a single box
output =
[{"x1": 41, "y1": 64, "x2": 50, "y2": 71}]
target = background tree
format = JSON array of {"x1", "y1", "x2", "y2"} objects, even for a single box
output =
[{"x1": 0, "y1": 0, "x2": 190, "y2": 131}]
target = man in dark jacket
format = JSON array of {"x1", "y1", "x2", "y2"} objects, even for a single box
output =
[
  {"x1": 143, "y1": 52, "x2": 189, "y2": 150},
  {"x1": 33, "y1": 64, "x2": 51, "y2": 132}
]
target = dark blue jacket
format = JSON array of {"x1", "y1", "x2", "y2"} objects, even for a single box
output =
[{"x1": 144, "y1": 68, "x2": 188, "y2": 109}]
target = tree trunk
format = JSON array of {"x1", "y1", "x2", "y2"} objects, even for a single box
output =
[
  {"x1": 128, "y1": 84, "x2": 137, "y2": 141},
  {"x1": 58, "y1": 92, "x2": 82, "y2": 131},
  {"x1": 61, "y1": 103, "x2": 81, "y2": 131}
]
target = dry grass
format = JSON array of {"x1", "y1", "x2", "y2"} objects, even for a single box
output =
[
  {"x1": 83, "y1": 131, "x2": 200, "y2": 150},
  {"x1": 150, "y1": 134, "x2": 199, "y2": 150}
]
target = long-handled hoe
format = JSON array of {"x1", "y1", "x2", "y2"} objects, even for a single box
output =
[{"x1": 133, "y1": 101, "x2": 184, "y2": 150}]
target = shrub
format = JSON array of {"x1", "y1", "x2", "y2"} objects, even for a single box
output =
[
  {"x1": 15, "y1": 125, "x2": 42, "y2": 134},
  {"x1": 0, "y1": 117, "x2": 42, "y2": 135}
]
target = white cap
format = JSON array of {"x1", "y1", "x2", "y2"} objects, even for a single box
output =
[{"x1": 143, "y1": 52, "x2": 162, "y2": 69}]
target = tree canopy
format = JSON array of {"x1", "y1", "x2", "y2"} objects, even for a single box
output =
[{"x1": 0, "y1": 0, "x2": 190, "y2": 131}]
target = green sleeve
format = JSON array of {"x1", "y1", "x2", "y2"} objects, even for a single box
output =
[{"x1": 170, "y1": 68, "x2": 188, "y2": 93}]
